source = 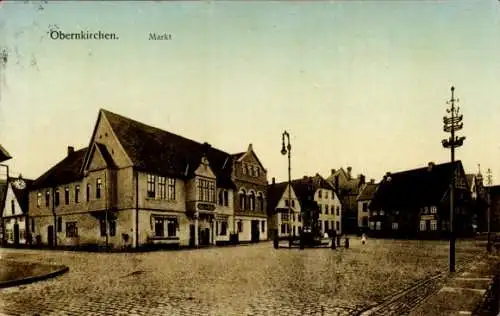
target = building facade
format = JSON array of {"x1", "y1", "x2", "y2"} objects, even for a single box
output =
[
  {"x1": 356, "y1": 181, "x2": 378, "y2": 233},
  {"x1": 293, "y1": 174, "x2": 341, "y2": 236},
  {"x1": 326, "y1": 167, "x2": 365, "y2": 234},
  {"x1": 369, "y1": 161, "x2": 473, "y2": 239},
  {"x1": 267, "y1": 179, "x2": 302, "y2": 240},
  {"x1": 1, "y1": 177, "x2": 32, "y2": 245},
  {"x1": 29, "y1": 109, "x2": 268, "y2": 249}
]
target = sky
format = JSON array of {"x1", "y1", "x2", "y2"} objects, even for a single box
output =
[{"x1": 0, "y1": 0, "x2": 499, "y2": 185}]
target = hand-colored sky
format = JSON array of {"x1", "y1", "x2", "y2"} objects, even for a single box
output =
[{"x1": 0, "y1": 0, "x2": 499, "y2": 185}]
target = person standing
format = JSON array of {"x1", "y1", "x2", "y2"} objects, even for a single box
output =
[{"x1": 361, "y1": 233, "x2": 367, "y2": 245}]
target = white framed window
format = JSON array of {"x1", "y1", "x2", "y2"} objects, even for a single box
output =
[
  {"x1": 375, "y1": 221, "x2": 381, "y2": 230},
  {"x1": 369, "y1": 221, "x2": 375, "y2": 230},
  {"x1": 380, "y1": 210, "x2": 385, "y2": 216},
  {"x1": 430, "y1": 206, "x2": 437, "y2": 214},
  {"x1": 430, "y1": 220, "x2": 437, "y2": 231},
  {"x1": 392, "y1": 222, "x2": 399, "y2": 230},
  {"x1": 37, "y1": 192, "x2": 42, "y2": 208},
  {"x1": 420, "y1": 220, "x2": 426, "y2": 231}
]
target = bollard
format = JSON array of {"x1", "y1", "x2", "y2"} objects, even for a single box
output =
[
  {"x1": 273, "y1": 235, "x2": 279, "y2": 249},
  {"x1": 345, "y1": 237, "x2": 350, "y2": 249}
]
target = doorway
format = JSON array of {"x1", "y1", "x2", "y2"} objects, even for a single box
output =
[
  {"x1": 47, "y1": 225, "x2": 54, "y2": 247},
  {"x1": 189, "y1": 224, "x2": 195, "y2": 247},
  {"x1": 13, "y1": 223, "x2": 19, "y2": 244},
  {"x1": 251, "y1": 220, "x2": 260, "y2": 243}
]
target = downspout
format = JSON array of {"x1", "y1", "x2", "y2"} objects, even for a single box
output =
[{"x1": 135, "y1": 169, "x2": 139, "y2": 249}]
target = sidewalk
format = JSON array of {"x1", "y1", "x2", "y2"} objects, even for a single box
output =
[{"x1": 408, "y1": 254, "x2": 500, "y2": 316}]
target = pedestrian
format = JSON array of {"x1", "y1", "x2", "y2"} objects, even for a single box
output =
[
  {"x1": 345, "y1": 235, "x2": 350, "y2": 249},
  {"x1": 361, "y1": 233, "x2": 367, "y2": 245}
]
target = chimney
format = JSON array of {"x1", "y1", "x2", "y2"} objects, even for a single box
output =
[
  {"x1": 248, "y1": 143, "x2": 253, "y2": 152},
  {"x1": 347, "y1": 166, "x2": 352, "y2": 179},
  {"x1": 370, "y1": 179, "x2": 375, "y2": 184},
  {"x1": 428, "y1": 162, "x2": 435, "y2": 171},
  {"x1": 303, "y1": 175, "x2": 308, "y2": 180},
  {"x1": 331, "y1": 169, "x2": 336, "y2": 175},
  {"x1": 202, "y1": 142, "x2": 211, "y2": 154},
  {"x1": 272, "y1": 177, "x2": 275, "y2": 185},
  {"x1": 67, "y1": 146, "x2": 75, "y2": 156}
]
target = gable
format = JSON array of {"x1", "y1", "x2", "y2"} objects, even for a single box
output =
[
  {"x1": 81, "y1": 110, "x2": 133, "y2": 173},
  {"x1": 85, "y1": 145, "x2": 107, "y2": 172},
  {"x1": 239, "y1": 149, "x2": 266, "y2": 171},
  {"x1": 2, "y1": 184, "x2": 24, "y2": 217},
  {"x1": 194, "y1": 156, "x2": 216, "y2": 179}
]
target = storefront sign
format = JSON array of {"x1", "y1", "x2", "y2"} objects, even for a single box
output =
[
  {"x1": 197, "y1": 203, "x2": 215, "y2": 211},
  {"x1": 420, "y1": 215, "x2": 435, "y2": 221}
]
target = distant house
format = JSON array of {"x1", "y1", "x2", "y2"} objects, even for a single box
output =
[
  {"x1": 356, "y1": 180, "x2": 378, "y2": 233},
  {"x1": 292, "y1": 174, "x2": 341, "y2": 236},
  {"x1": 326, "y1": 167, "x2": 365, "y2": 234},
  {"x1": 267, "y1": 178, "x2": 302, "y2": 240},
  {"x1": 369, "y1": 161, "x2": 473, "y2": 239},
  {"x1": 465, "y1": 172, "x2": 488, "y2": 233},
  {"x1": 1, "y1": 176, "x2": 32, "y2": 245}
]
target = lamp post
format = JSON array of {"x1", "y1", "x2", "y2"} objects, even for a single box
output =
[
  {"x1": 487, "y1": 168, "x2": 493, "y2": 252},
  {"x1": 281, "y1": 131, "x2": 293, "y2": 247},
  {"x1": 442, "y1": 86, "x2": 466, "y2": 273}
]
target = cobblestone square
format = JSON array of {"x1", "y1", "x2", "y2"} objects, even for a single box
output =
[{"x1": 0, "y1": 239, "x2": 485, "y2": 315}]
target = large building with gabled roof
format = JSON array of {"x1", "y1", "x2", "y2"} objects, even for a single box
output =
[
  {"x1": 369, "y1": 161, "x2": 474, "y2": 238},
  {"x1": 29, "y1": 109, "x2": 269, "y2": 249}
]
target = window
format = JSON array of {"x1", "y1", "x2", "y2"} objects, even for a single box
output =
[
  {"x1": 430, "y1": 220, "x2": 437, "y2": 231},
  {"x1": 147, "y1": 174, "x2": 156, "y2": 198},
  {"x1": 237, "y1": 221, "x2": 243, "y2": 233},
  {"x1": 86, "y1": 184, "x2": 91, "y2": 201},
  {"x1": 167, "y1": 178, "x2": 176, "y2": 200},
  {"x1": 325, "y1": 191, "x2": 328, "y2": 199},
  {"x1": 318, "y1": 190, "x2": 322, "y2": 198},
  {"x1": 430, "y1": 206, "x2": 437, "y2": 214},
  {"x1": 239, "y1": 190, "x2": 247, "y2": 210},
  {"x1": 100, "y1": 219, "x2": 107, "y2": 237},
  {"x1": 242, "y1": 164, "x2": 247, "y2": 175},
  {"x1": 380, "y1": 210, "x2": 385, "y2": 216},
  {"x1": 376, "y1": 221, "x2": 381, "y2": 230},
  {"x1": 220, "y1": 221, "x2": 228, "y2": 235},
  {"x1": 109, "y1": 220, "x2": 116, "y2": 236},
  {"x1": 65, "y1": 187, "x2": 69, "y2": 204},
  {"x1": 158, "y1": 176, "x2": 166, "y2": 199},
  {"x1": 291, "y1": 200, "x2": 295, "y2": 208},
  {"x1": 166, "y1": 218, "x2": 177, "y2": 237},
  {"x1": 281, "y1": 223, "x2": 286, "y2": 234},
  {"x1": 336, "y1": 206, "x2": 340, "y2": 216},
  {"x1": 325, "y1": 205, "x2": 328, "y2": 215},
  {"x1": 31, "y1": 218, "x2": 35, "y2": 233},
  {"x1": 57, "y1": 217, "x2": 62, "y2": 232},
  {"x1": 256, "y1": 167, "x2": 260, "y2": 177},
  {"x1": 331, "y1": 205, "x2": 334, "y2": 214},
  {"x1": 45, "y1": 191, "x2": 50, "y2": 207},
  {"x1": 369, "y1": 221, "x2": 375, "y2": 230},
  {"x1": 285, "y1": 199, "x2": 289, "y2": 207},
  {"x1": 261, "y1": 220, "x2": 265, "y2": 233},
  {"x1": 55, "y1": 190, "x2": 60, "y2": 206},
  {"x1": 37, "y1": 192, "x2": 42, "y2": 208},
  {"x1": 420, "y1": 220, "x2": 426, "y2": 231},
  {"x1": 392, "y1": 222, "x2": 399, "y2": 230},
  {"x1": 197, "y1": 179, "x2": 215, "y2": 202},
  {"x1": 72, "y1": 185, "x2": 78, "y2": 204},
  {"x1": 363, "y1": 203, "x2": 368, "y2": 212},
  {"x1": 224, "y1": 191, "x2": 229, "y2": 207},
  {"x1": 218, "y1": 191, "x2": 223, "y2": 205},
  {"x1": 96, "y1": 178, "x2": 102, "y2": 199},
  {"x1": 336, "y1": 221, "x2": 340, "y2": 231},
  {"x1": 424, "y1": 207, "x2": 429, "y2": 214},
  {"x1": 66, "y1": 222, "x2": 78, "y2": 237},
  {"x1": 281, "y1": 212, "x2": 289, "y2": 222},
  {"x1": 11, "y1": 200, "x2": 14, "y2": 214},
  {"x1": 325, "y1": 221, "x2": 329, "y2": 232},
  {"x1": 154, "y1": 218, "x2": 164, "y2": 237},
  {"x1": 249, "y1": 191, "x2": 255, "y2": 210},
  {"x1": 298, "y1": 214, "x2": 301, "y2": 222}
]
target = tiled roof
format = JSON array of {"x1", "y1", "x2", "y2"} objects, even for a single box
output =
[
  {"x1": 0, "y1": 144, "x2": 11, "y2": 163},
  {"x1": 357, "y1": 183, "x2": 378, "y2": 201},
  {"x1": 370, "y1": 161, "x2": 467, "y2": 211},
  {"x1": 266, "y1": 182, "x2": 288, "y2": 214},
  {"x1": 31, "y1": 148, "x2": 88, "y2": 189},
  {"x1": 102, "y1": 110, "x2": 235, "y2": 189}
]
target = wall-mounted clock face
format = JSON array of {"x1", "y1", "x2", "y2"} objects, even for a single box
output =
[{"x1": 13, "y1": 179, "x2": 26, "y2": 190}]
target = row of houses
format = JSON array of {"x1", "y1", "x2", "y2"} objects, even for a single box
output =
[{"x1": 0, "y1": 110, "x2": 343, "y2": 250}]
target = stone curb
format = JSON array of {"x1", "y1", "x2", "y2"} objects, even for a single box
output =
[{"x1": 0, "y1": 264, "x2": 69, "y2": 289}]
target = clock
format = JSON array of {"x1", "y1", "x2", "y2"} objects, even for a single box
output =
[{"x1": 13, "y1": 178, "x2": 26, "y2": 190}]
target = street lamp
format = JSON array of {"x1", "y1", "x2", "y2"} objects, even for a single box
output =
[
  {"x1": 281, "y1": 131, "x2": 293, "y2": 247},
  {"x1": 442, "y1": 86, "x2": 466, "y2": 273},
  {"x1": 487, "y1": 168, "x2": 493, "y2": 252}
]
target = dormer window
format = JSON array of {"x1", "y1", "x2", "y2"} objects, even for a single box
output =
[
  {"x1": 430, "y1": 206, "x2": 437, "y2": 214},
  {"x1": 242, "y1": 163, "x2": 247, "y2": 175}
]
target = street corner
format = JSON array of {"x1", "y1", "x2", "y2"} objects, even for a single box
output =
[{"x1": 0, "y1": 259, "x2": 68, "y2": 289}]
